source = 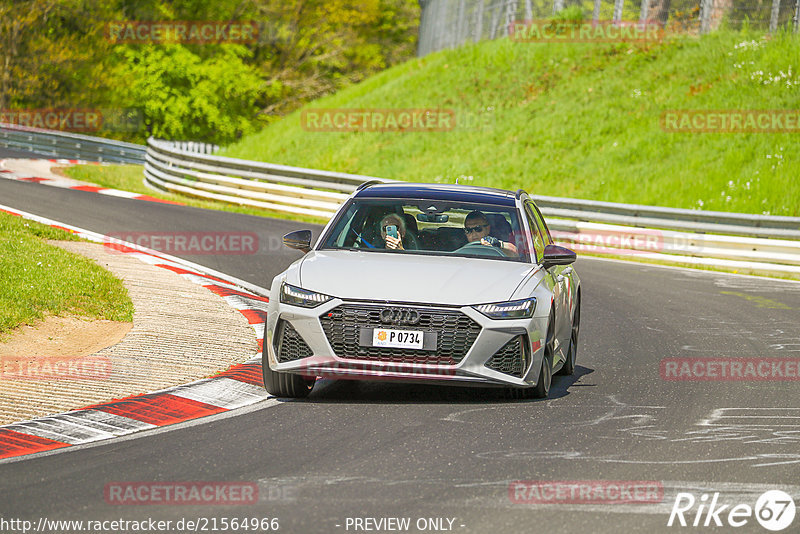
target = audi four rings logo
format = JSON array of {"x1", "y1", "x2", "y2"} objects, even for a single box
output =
[{"x1": 380, "y1": 308, "x2": 421, "y2": 325}]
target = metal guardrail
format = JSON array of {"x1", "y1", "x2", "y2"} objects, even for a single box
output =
[
  {"x1": 0, "y1": 123, "x2": 797, "y2": 276},
  {"x1": 0, "y1": 123, "x2": 145, "y2": 164},
  {"x1": 534, "y1": 195, "x2": 800, "y2": 240},
  {"x1": 143, "y1": 138, "x2": 392, "y2": 218},
  {"x1": 548, "y1": 220, "x2": 800, "y2": 277},
  {"x1": 143, "y1": 136, "x2": 800, "y2": 237},
  {"x1": 141, "y1": 136, "x2": 800, "y2": 276}
]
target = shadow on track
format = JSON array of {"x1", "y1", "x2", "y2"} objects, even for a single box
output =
[{"x1": 271, "y1": 365, "x2": 594, "y2": 405}]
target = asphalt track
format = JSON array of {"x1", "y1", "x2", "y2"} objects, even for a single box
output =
[{"x1": 1, "y1": 164, "x2": 799, "y2": 534}]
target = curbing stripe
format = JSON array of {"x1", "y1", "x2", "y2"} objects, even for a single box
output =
[
  {"x1": 0, "y1": 429, "x2": 69, "y2": 458},
  {"x1": 0, "y1": 204, "x2": 274, "y2": 461},
  {"x1": 90, "y1": 394, "x2": 227, "y2": 426},
  {"x1": 1, "y1": 158, "x2": 185, "y2": 206},
  {"x1": 239, "y1": 308, "x2": 268, "y2": 325},
  {"x1": 60, "y1": 410, "x2": 158, "y2": 435},
  {"x1": 169, "y1": 378, "x2": 269, "y2": 410},
  {"x1": 214, "y1": 364, "x2": 265, "y2": 388}
]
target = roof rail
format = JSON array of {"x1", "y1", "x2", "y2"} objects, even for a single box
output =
[
  {"x1": 515, "y1": 189, "x2": 526, "y2": 199},
  {"x1": 356, "y1": 180, "x2": 385, "y2": 192}
]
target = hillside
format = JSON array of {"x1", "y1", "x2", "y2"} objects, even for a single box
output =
[{"x1": 220, "y1": 29, "x2": 800, "y2": 216}]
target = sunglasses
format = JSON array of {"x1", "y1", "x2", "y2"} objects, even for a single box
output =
[{"x1": 464, "y1": 224, "x2": 488, "y2": 234}]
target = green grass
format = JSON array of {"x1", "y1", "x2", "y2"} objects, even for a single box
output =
[
  {"x1": 218, "y1": 28, "x2": 800, "y2": 217},
  {"x1": 62, "y1": 164, "x2": 327, "y2": 224},
  {"x1": 0, "y1": 212, "x2": 134, "y2": 338}
]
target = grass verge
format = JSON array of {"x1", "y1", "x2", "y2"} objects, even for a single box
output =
[
  {"x1": 0, "y1": 212, "x2": 134, "y2": 339},
  {"x1": 219, "y1": 28, "x2": 800, "y2": 217}
]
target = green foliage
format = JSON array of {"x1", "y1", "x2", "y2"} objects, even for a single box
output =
[
  {"x1": 552, "y1": 6, "x2": 585, "y2": 23},
  {"x1": 0, "y1": 0, "x2": 420, "y2": 144},
  {"x1": 112, "y1": 45, "x2": 263, "y2": 144}
]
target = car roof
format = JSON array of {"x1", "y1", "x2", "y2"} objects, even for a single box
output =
[{"x1": 354, "y1": 182, "x2": 520, "y2": 207}]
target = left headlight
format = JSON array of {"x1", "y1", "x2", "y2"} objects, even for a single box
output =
[
  {"x1": 473, "y1": 297, "x2": 536, "y2": 319},
  {"x1": 280, "y1": 282, "x2": 333, "y2": 308}
]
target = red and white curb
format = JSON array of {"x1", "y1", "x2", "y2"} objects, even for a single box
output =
[
  {"x1": 0, "y1": 158, "x2": 183, "y2": 206},
  {"x1": 0, "y1": 204, "x2": 271, "y2": 461}
]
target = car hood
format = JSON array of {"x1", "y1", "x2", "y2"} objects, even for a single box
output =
[{"x1": 296, "y1": 250, "x2": 535, "y2": 305}]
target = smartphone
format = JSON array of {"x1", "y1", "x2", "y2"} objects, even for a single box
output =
[{"x1": 385, "y1": 225, "x2": 398, "y2": 239}]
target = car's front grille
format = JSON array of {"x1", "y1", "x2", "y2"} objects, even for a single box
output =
[
  {"x1": 319, "y1": 304, "x2": 481, "y2": 365},
  {"x1": 274, "y1": 319, "x2": 313, "y2": 363},
  {"x1": 484, "y1": 336, "x2": 527, "y2": 378}
]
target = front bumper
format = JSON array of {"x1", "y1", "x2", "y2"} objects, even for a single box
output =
[{"x1": 266, "y1": 298, "x2": 548, "y2": 388}]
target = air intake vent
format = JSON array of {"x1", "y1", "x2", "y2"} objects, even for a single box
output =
[
  {"x1": 274, "y1": 319, "x2": 313, "y2": 363},
  {"x1": 484, "y1": 336, "x2": 527, "y2": 378}
]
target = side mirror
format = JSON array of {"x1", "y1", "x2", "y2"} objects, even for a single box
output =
[
  {"x1": 541, "y1": 244, "x2": 576, "y2": 268},
  {"x1": 283, "y1": 230, "x2": 313, "y2": 253}
]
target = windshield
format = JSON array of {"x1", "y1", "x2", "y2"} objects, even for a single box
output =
[{"x1": 320, "y1": 198, "x2": 530, "y2": 263}]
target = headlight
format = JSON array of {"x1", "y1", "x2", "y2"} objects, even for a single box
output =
[
  {"x1": 280, "y1": 282, "x2": 333, "y2": 308},
  {"x1": 473, "y1": 297, "x2": 536, "y2": 319}
]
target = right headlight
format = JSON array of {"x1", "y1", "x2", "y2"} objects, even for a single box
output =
[
  {"x1": 473, "y1": 297, "x2": 536, "y2": 319},
  {"x1": 280, "y1": 282, "x2": 333, "y2": 308}
]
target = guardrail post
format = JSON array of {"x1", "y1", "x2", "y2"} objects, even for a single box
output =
[
  {"x1": 699, "y1": 0, "x2": 713, "y2": 33},
  {"x1": 770, "y1": 0, "x2": 781, "y2": 32},
  {"x1": 795, "y1": 0, "x2": 800, "y2": 33},
  {"x1": 474, "y1": 0, "x2": 484, "y2": 42},
  {"x1": 639, "y1": 0, "x2": 649, "y2": 22},
  {"x1": 613, "y1": 0, "x2": 624, "y2": 23}
]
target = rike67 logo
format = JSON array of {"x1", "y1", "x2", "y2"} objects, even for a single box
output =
[{"x1": 668, "y1": 490, "x2": 796, "y2": 531}]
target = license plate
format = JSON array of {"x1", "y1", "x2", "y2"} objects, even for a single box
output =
[{"x1": 371, "y1": 328, "x2": 424, "y2": 350}]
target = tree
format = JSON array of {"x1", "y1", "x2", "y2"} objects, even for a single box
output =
[{"x1": 113, "y1": 44, "x2": 263, "y2": 143}]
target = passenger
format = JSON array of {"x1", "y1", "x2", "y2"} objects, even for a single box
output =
[
  {"x1": 464, "y1": 210, "x2": 518, "y2": 256},
  {"x1": 379, "y1": 213, "x2": 407, "y2": 251}
]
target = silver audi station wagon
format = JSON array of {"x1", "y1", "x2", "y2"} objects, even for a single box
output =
[{"x1": 263, "y1": 182, "x2": 581, "y2": 399}]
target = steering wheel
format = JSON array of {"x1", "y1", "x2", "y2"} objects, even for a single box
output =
[{"x1": 453, "y1": 240, "x2": 507, "y2": 258}]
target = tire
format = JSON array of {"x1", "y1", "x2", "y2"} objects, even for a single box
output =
[
  {"x1": 507, "y1": 310, "x2": 555, "y2": 399},
  {"x1": 262, "y1": 342, "x2": 315, "y2": 398},
  {"x1": 556, "y1": 296, "x2": 580, "y2": 376}
]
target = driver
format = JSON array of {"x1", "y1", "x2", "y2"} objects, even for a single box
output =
[{"x1": 464, "y1": 211, "x2": 518, "y2": 256}]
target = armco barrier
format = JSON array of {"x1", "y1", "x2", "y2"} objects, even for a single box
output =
[
  {"x1": 2, "y1": 123, "x2": 799, "y2": 275},
  {"x1": 0, "y1": 123, "x2": 145, "y2": 164},
  {"x1": 143, "y1": 138, "x2": 391, "y2": 218},
  {"x1": 140, "y1": 138, "x2": 800, "y2": 275}
]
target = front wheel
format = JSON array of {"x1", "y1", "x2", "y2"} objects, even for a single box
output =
[
  {"x1": 556, "y1": 296, "x2": 580, "y2": 376},
  {"x1": 262, "y1": 344, "x2": 315, "y2": 398},
  {"x1": 507, "y1": 310, "x2": 555, "y2": 400}
]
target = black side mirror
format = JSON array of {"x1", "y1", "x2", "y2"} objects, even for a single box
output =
[
  {"x1": 283, "y1": 230, "x2": 313, "y2": 253},
  {"x1": 542, "y1": 244, "x2": 576, "y2": 268}
]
